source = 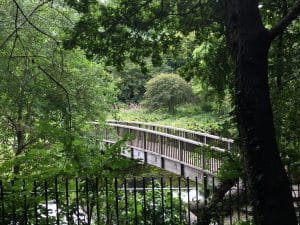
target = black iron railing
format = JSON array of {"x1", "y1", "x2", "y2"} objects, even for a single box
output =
[{"x1": 0, "y1": 177, "x2": 299, "y2": 225}]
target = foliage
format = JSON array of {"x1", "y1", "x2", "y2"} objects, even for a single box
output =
[
  {"x1": 179, "y1": 35, "x2": 234, "y2": 97},
  {"x1": 113, "y1": 58, "x2": 181, "y2": 104},
  {"x1": 0, "y1": 0, "x2": 121, "y2": 180},
  {"x1": 216, "y1": 151, "x2": 243, "y2": 183},
  {"x1": 143, "y1": 73, "x2": 194, "y2": 113},
  {"x1": 64, "y1": 0, "x2": 183, "y2": 70},
  {"x1": 112, "y1": 63, "x2": 152, "y2": 103},
  {"x1": 233, "y1": 221, "x2": 254, "y2": 225},
  {"x1": 114, "y1": 103, "x2": 235, "y2": 137}
]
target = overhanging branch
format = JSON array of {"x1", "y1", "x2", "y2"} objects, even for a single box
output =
[
  {"x1": 38, "y1": 66, "x2": 72, "y2": 129},
  {"x1": 269, "y1": 0, "x2": 300, "y2": 40}
]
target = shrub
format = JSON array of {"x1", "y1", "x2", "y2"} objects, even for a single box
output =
[{"x1": 143, "y1": 73, "x2": 193, "y2": 113}]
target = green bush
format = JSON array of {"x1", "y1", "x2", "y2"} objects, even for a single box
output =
[{"x1": 143, "y1": 73, "x2": 193, "y2": 113}]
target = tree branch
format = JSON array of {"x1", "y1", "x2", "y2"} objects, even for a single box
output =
[
  {"x1": 7, "y1": 5, "x2": 19, "y2": 71},
  {"x1": 0, "y1": 0, "x2": 51, "y2": 49},
  {"x1": 12, "y1": 0, "x2": 59, "y2": 45},
  {"x1": 38, "y1": 66, "x2": 72, "y2": 129},
  {"x1": 12, "y1": 0, "x2": 65, "y2": 81},
  {"x1": 269, "y1": 0, "x2": 300, "y2": 40},
  {"x1": 6, "y1": 116, "x2": 17, "y2": 131}
]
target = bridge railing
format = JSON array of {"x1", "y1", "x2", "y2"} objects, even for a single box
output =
[
  {"x1": 105, "y1": 121, "x2": 231, "y2": 178},
  {"x1": 107, "y1": 120, "x2": 234, "y2": 150}
]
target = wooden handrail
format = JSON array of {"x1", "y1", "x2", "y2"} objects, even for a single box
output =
[
  {"x1": 107, "y1": 122, "x2": 227, "y2": 153},
  {"x1": 107, "y1": 120, "x2": 234, "y2": 142}
]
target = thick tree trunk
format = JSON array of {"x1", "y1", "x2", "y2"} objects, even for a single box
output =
[{"x1": 228, "y1": 1, "x2": 297, "y2": 224}]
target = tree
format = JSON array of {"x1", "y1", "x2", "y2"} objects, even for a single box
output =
[
  {"x1": 226, "y1": 2, "x2": 300, "y2": 224},
  {"x1": 0, "y1": 0, "x2": 119, "y2": 177},
  {"x1": 143, "y1": 73, "x2": 193, "y2": 113},
  {"x1": 64, "y1": 0, "x2": 300, "y2": 224},
  {"x1": 112, "y1": 63, "x2": 152, "y2": 103}
]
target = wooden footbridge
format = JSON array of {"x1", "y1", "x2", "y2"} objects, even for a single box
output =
[{"x1": 102, "y1": 121, "x2": 234, "y2": 180}]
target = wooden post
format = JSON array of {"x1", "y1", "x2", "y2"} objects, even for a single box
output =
[
  {"x1": 143, "y1": 132, "x2": 147, "y2": 150},
  {"x1": 160, "y1": 136, "x2": 163, "y2": 155}
]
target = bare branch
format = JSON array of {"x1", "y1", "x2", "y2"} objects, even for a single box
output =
[
  {"x1": 12, "y1": 0, "x2": 59, "y2": 45},
  {"x1": 0, "y1": 0, "x2": 51, "y2": 49},
  {"x1": 8, "y1": 6, "x2": 19, "y2": 71},
  {"x1": 269, "y1": 0, "x2": 300, "y2": 40}
]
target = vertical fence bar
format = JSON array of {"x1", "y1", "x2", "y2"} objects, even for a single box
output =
[
  {"x1": 203, "y1": 175, "x2": 208, "y2": 206},
  {"x1": 237, "y1": 181, "x2": 240, "y2": 220},
  {"x1": 160, "y1": 177, "x2": 165, "y2": 225},
  {"x1": 152, "y1": 177, "x2": 156, "y2": 225},
  {"x1": 23, "y1": 180, "x2": 28, "y2": 225},
  {"x1": 245, "y1": 179, "x2": 248, "y2": 220},
  {"x1": 11, "y1": 180, "x2": 16, "y2": 225},
  {"x1": 169, "y1": 177, "x2": 173, "y2": 224},
  {"x1": 65, "y1": 178, "x2": 70, "y2": 225},
  {"x1": 195, "y1": 176, "x2": 199, "y2": 224},
  {"x1": 34, "y1": 180, "x2": 39, "y2": 225},
  {"x1": 114, "y1": 177, "x2": 119, "y2": 225},
  {"x1": 229, "y1": 189, "x2": 232, "y2": 225},
  {"x1": 105, "y1": 177, "x2": 109, "y2": 225},
  {"x1": 142, "y1": 177, "x2": 147, "y2": 225},
  {"x1": 85, "y1": 178, "x2": 90, "y2": 224},
  {"x1": 0, "y1": 180, "x2": 4, "y2": 224},
  {"x1": 178, "y1": 177, "x2": 182, "y2": 224},
  {"x1": 45, "y1": 179, "x2": 49, "y2": 225},
  {"x1": 75, "y1": 178, "x2": 80, "y2": 225},
  {"x1": 96, "y1": 177, "x2": 100, "y2": 225},
  {"x1": 55, "y1": 178, "x2": 59, "y2": 225},
  {"x1": 298, "y1": 184, "x2": 300, "y2": 223},
  {"x1": 187, "y1": 177, "x2": 191, "y2": 225},
  {"x1": 221, "y1": 198, "x2": 224, "y2": 224},
  {"x1": 133, "y1": 177, "x2": 138, "y2": 225},
  {"x1": 124, "y1": 178, "x2": 128, "y2": 223}
]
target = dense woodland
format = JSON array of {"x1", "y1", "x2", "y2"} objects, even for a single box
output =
[{"x1": 0, "y1": 0, "x2": 300, "y2": 224}]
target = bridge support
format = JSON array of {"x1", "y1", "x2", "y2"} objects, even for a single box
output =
[
  {"x1": 161, "y1": 157, "x2": 165, "y2": 169},
  {"x1": 181, "y1": 164, "x2": 185, "y2": 176},
  {"x1": 144, "y1": 152, "x2": 147, "y2": 163}
]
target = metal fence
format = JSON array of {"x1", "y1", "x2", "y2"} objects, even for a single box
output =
[{"x1": 0, "y1": 176, "x2": 299, "y2": 225}]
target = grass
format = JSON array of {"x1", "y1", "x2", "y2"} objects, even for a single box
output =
[{"x1": 110, "y1": 103, "x2": 235, "y2": 136}]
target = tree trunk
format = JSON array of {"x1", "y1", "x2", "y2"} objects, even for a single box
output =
[
  {"x1": 191, "y1": 178, "x2": 238, "y2": 225},
  {"x1": 227, "y1": 1, "x2": 297, "y2": 224},
  {"x1": 13, "y1": 106, "x2": 25, "y2": 174}
]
